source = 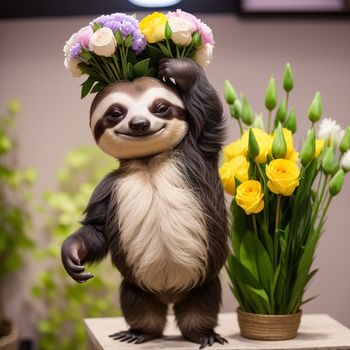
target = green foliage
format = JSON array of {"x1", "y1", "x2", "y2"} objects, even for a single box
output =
[
  {"x1": 0, "y1": 100, "x2": 35, "y2": 277},
  {"x1": 32, "y1": 146, "x2": 120, "y2": 350}
]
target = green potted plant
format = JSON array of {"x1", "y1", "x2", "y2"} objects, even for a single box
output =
[
  {"x1": 0, "y1": 100, "x2": 36, "y2": 350},
  {"x1": 221, "y1": 63, "x2": 350, "y2": 340},
  {"x1": 32, "y1": 146, "x2": 120, "y2": 350}
]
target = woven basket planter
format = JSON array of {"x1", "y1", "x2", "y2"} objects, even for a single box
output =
[{"x1": 237, "y1": 308, "x2": 302, "y2": 341}]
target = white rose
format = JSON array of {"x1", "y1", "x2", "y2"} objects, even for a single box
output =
[
  {"x1": 168, "y1": 17, "x2": 193, "y2": 46},
  {"x1": 340, "y1": 150, "x2": 350, "y2": 172},
  {"x1": 89, "y1": 28, "x2": 116, "y2": 57},
  {"x1": 64, "y1": 57, "x2": 82, "y2": 77},
  {"x1": 63, "y1": 33, "x2": 77, "y2": 57},
  {"x1": 193, "y1": 43, "x2": 214, "y2": 68}
]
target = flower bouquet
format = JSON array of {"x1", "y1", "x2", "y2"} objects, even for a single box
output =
[
  {"x1": 63, "y1": 10, "x2": 214, "y2": 98},
  {"x1": 221, "y1": 63, "x2": 350, "y2": 340}
]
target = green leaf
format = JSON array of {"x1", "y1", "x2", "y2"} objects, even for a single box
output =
[
  {"x1": 242, "y1": 232, "x2": 273, "y2": 293},
  {"x1": 90, "y1": 82, "x2": 106, "y2": 94},
  {"x1": 147, "y1": 44, "x2": 164, "y2": 61},
  {"x1": 157, "y1": 42, "x2": 172, "y2": 57},
  {"x1": 133, "y1": 58, "x2": 151, "y2": 77},
  {"x1": 230, "y1": 199, "x2": 249, "y2": 257},
  {"x1": 80, "y1": 77, "x2": 96, "y2": 99},
  {"x1": 127, "y1": 62, "x2": 134, "y2": 80}
]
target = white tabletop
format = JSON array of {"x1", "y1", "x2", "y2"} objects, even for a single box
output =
[{"x1": 85, "y1": 312, "x2": 350, "y2": 350}]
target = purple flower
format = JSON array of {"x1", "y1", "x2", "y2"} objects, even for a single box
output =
[
  {"x1": 93, "y1": 14, "x2": 112, "y2": 25},
  {"x1": 69, "y1": 42, "x2": 83, "y2": 59},
  {"x1": 92, "y1": 12, "x2": 146, "y2": 54}
]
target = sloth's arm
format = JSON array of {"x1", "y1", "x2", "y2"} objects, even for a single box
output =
[
  {"x1": 158, "y1": 58, "x2": 225, "y2": 162},
  {"x1": 61, "y1": 172, "x2": 115, "y2": 283}
]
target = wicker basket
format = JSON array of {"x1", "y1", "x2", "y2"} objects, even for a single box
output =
[{"x1": 237, "y1": 308, "x2": 302, "y2": 341}]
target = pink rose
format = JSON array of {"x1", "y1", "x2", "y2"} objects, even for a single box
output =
[
  {"x1": 76, "y1": 25, "x2": 93, "y2": 48},
  {"x1": 167, "y1": 9, "x2": 214, "y2": 46}
]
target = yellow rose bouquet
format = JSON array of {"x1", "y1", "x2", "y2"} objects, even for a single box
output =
[{"x1": 222, "y1": 63, "x2": 350, "y2": 328}]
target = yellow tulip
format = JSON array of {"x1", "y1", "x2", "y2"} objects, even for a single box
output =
[
  {"x1": 266, "y1": 159, "x2": 300, "y2": 196},
  {"x1": 139, "y1": 12, "x2": 167, "y2": 43},
  {"x1": 219, "y1": 156, "x2": 249, "y2": 195},
  {"x1": 236, "y1": 180, "x2": 265, "y2": 215}
]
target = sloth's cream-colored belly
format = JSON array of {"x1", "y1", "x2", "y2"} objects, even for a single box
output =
[{"x1": 115, "y1": 155, "x2": 208, "y2": 293}]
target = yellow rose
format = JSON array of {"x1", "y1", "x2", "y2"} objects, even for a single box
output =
[
  {"x1": 223, "y1": 138, "x2": 247, "y2": 161},
  {"x1": 236, "y1": 180, "x2": 265, "y2": 215},
  {"x1": 139, "y1": 12, "x2": 167, "y2": 44},
  {"x1": 266, "y1": 159, "x2": 300, "y2": 196},
  {"x1": 219, "y1": 156, "x2": 249, "y2": 195},
  {"x1": 315, "y1": 138, "x2": 325, "y2": 158}
]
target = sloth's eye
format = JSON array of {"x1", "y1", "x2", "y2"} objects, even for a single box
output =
[
  {"x1": 155, "y1": 104, "x2": 169, "y2": 114},
  {"x1": 106, "y1": 108, "x2": 124, "y2": 121}
]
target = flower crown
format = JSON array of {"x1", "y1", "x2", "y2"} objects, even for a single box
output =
[{"x1": 63, "y1": 10, "x2": 215, "y2": 98}]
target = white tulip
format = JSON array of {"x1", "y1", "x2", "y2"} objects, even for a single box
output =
[
  {"x1": 168, "y1": 17, "x2": 193, "y2": 46},
  {"x1": 64, "y1": 57, "x2": 82, "y2": 77},
  {"x1": 193, "y1": 43, "x2": 214, "y2": 68},
  {"x1": 340, "y1": 150, "x2": 350, "y2": 172},
  {"x1": 63, "y1": 33, "x2": 77, "y2": 57},
  {"x1": 318, "y1": 118, "x2": 344, "y2": 144},
  {"x1": 89, "y1": 28, "x2": 116, "y2": 57}
]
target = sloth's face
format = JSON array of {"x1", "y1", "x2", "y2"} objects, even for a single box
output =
[{"x1": 90, "y1": 77, "x2": 188, "y2": 159}]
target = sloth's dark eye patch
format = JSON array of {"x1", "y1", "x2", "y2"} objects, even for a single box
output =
[
  {"x1": 150, "y1": 99, "x2": 186, "y2": 120},
  {"x1": 106, "y1": 106, "x2": 126, "y2": 122},
  {"x1": 93, "y1": 104, "x2": 127, "y2": 142},
  {"x1": 154, "y1": 103, "x2": 169, "y2": 114}
]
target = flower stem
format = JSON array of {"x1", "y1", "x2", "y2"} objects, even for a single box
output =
[
  {"x1": 252, "y1": 214, "x2": 258, "y2": 236},
  {"x1": 285, "y1": 91, "x2": 289, "y2": 118},
  {"x1": 166, "y1": 39, "x2": 174, "y2": 58},
  {"x1": 267, "y1": 110, "x2": 272, "y2": 133},
  {"x1": 316, "y1": 195, "x2": 333, "y2": 233},
  {"x1": 274, "y1": 195, "x2": 282, "y2": 268},
  {"x1": 238, "y1": 119, "x2": 244, "y2": 135},
  {"x1": 311, "y1": 174, "x2": 329, "y2": 228}
]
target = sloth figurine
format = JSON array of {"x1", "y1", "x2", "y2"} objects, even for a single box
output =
[{"x1": 61, "y1": 58, "x2": 229, "y2": 348}]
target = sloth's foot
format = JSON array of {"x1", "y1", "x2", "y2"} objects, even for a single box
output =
[
  {"x1": 109, "y1": 329, "x2": 158, "y2": 344},
  {"x1": 197, "y1": 331, "x2": 228, "y2": 349}
]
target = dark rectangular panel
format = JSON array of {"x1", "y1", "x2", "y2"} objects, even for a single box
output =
[{"x1": 0, "y1": 0, "x2": 238, "y2": 19}]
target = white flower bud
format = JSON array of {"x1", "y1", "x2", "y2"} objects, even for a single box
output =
[
  {"x1": 340, "y1": 150, "x2": 350, "y2": 172},
  {"x1": 89, "y1": 28, "x2": 116, "y2": 57},
  {"x1": 64, "y1": 57, "x2": 82, "y2": 77},
  {"x1": 168, "y1": 17, "x2": 193, "y2": 46},
  {"x1": 193, "y1": 43, "x2": 214, "y2": 68}
]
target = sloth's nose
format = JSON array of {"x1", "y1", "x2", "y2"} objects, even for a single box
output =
[{"x1": 128, "y1": 117, "x2": 151, "y2": 132}]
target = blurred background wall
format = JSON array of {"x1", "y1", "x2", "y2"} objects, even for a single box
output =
[{"x1": 0, "y1": 11, "x2": 350, "y2": 343}]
